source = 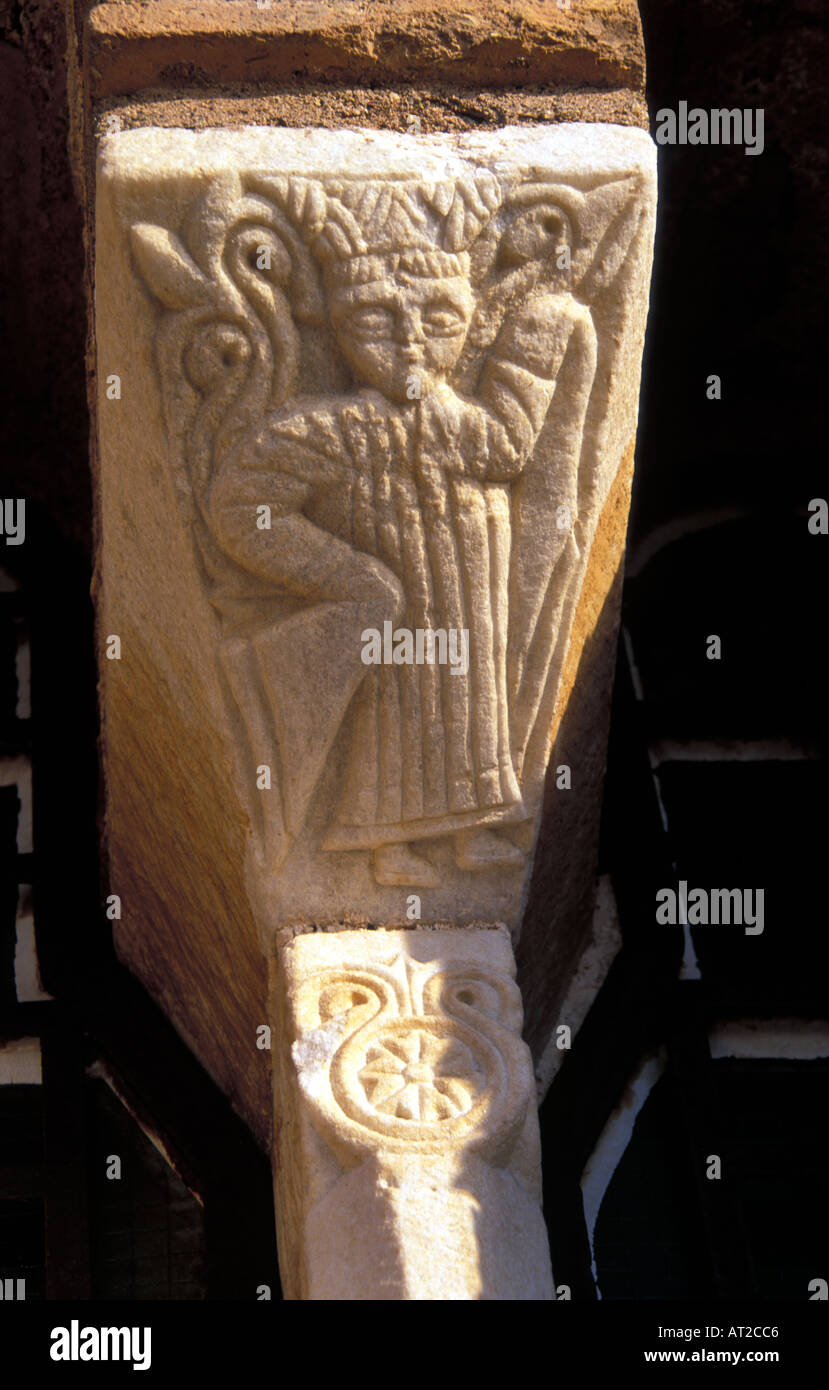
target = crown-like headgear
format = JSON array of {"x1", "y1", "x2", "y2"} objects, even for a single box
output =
[{"x1": 263, "y1": 173, "x2": 501, "y2": 283}]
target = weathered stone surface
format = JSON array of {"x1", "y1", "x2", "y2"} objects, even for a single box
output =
[
  {"x1": 74, "y1": 0, "x2": 649, "y2": 164},
  {"x1": 96, "y1": 89, "x2": 649, "y2": 141},
  {"x1": 518, "y1": 438, "x2": 633, "y2": 1064},
  {"x1": 94, "y1": 122, "x2": 655, "y2": 1141},
  {"x1": 82, "y1": 1, "x2": 646, "y2": 100},
  {"x1": 271, "y1": 924, "x2": 553, "y2": 1299}
]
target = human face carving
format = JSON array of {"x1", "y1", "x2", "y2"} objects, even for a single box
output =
[{"x1": 330, "y1": 275, "x2": 474, "y2": 404}]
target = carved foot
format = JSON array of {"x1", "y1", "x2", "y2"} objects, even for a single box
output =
[
  {"x1": 455, "y1": 828, "x2": 525, "y2": 873},
  {"x1": 372, "y1": 843, "x2": 441, "y2": 887}
]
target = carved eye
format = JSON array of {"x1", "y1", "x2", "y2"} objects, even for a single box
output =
[
  {"x1": 349, "y1": 307, "x2": 394, "y2": 337},
  {"x1": 499, "y1": 205, "x2": 572, "y2": 267},
  {"x1": 450, "y1": 981, "x2": 501, "y2": 1019},
  {"x1": 183, "y1": 324, "x2": 250, "y2": 390},
  {"x1": 318, "y1": 982, "x2": 376, "y2": 1022}
]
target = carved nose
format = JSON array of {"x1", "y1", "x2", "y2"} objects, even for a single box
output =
[{"x1": 396, "y1": 313, "x2": 425, "y2": 346}]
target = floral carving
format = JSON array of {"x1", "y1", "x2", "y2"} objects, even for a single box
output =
[
  {"x1": 278, "y1": 926, "x2": 557, "y2": 1298},
  {"x1": 358, "y1": 1029, "x2": 484, "y2": 1122},
  {"x1": 293, "y1": 951, "x2": 533, "y2": 1162}
]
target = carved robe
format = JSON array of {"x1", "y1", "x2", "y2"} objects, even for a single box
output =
[{"x1": 204, "y1": 297, "x2": 576, "y2": 851}]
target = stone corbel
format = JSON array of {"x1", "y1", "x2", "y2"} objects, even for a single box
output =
[{"x1": 76, "y1": 1, "x2": 657, "y2": 1301}]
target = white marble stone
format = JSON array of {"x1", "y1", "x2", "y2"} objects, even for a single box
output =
[
  {"x1": 273, "y1": 924, "x2": 553, "y2": 1300},
  {"x1": 97, "y1": 123, "x2": 656, "y2": 938}
]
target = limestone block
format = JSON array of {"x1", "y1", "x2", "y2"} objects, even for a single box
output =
[
  {"x1": 272, "y1": 925, "x2": 553, "y2": 1300},
  {"x1": 94, "y1": 123, "x2": 655, "y2": 1136}
]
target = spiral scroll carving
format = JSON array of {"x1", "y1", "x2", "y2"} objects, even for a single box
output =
[{"x1": 293, "y1": 953, "x2": 534, "y2": 1163}]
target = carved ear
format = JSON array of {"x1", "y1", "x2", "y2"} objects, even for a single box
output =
[
  {"x1": 498, "y1": 204, "x2": 575, "y2": 268},
  {"x1": 130, "y1": 224, "x2": 209, "y2": 310},
  {"x1": 423, "y1": 969, "x2": 524, "y2": 1033}
]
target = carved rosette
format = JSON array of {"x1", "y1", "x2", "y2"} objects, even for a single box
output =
[{"x1": 292, "y1": 950, "x2": 534, "y2": 1168}]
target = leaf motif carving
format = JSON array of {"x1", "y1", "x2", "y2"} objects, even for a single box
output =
[{"x1": 130, "y1": 224, "x2": 209, "y2": 310}]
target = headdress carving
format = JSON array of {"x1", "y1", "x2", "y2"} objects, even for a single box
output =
[{"x1": 254, "y1": 172, "x2": 502, "y2": 284}]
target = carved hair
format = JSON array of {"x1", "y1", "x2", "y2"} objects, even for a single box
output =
[{"x1": 324, "y1": 248, "x2": 470, "y2": 286}]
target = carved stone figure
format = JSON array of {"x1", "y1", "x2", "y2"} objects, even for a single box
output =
[
  {"x1": 124, "y1": 129, "x2": 653, "y2": 914},
  {"x1": 95, "y1": 125, "x2": 656, "y2": 1300}
]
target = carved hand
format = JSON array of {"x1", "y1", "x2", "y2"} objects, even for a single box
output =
[
  {"x1": 495, "y1": 291, "x2": 582, "y2": 381},
  {"x1": 318, "y1": 544, "x2": 405, "y2": 618},
  {"x1": 207, "y1": 465, "x2": 404, "y2": 617}
]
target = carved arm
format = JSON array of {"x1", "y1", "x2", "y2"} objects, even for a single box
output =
[
  {"x1": 204, "y1": 418, "x2": 403, "y2": 612},
  {"x1": 473, "y1": 291, "x2": 594, "y2": 481}
]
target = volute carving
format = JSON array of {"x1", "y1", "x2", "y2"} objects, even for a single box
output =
[{"x1": 292, "y1": 951, "x2": 532, "y2": 1165}]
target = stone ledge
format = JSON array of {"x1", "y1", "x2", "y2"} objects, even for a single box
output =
[
  {"x1": 82, "y1": 0, "x2": 646, "y2": 99},
  {"x1": 95, "y1": 85, "x2": 650, "y2": 137}
]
